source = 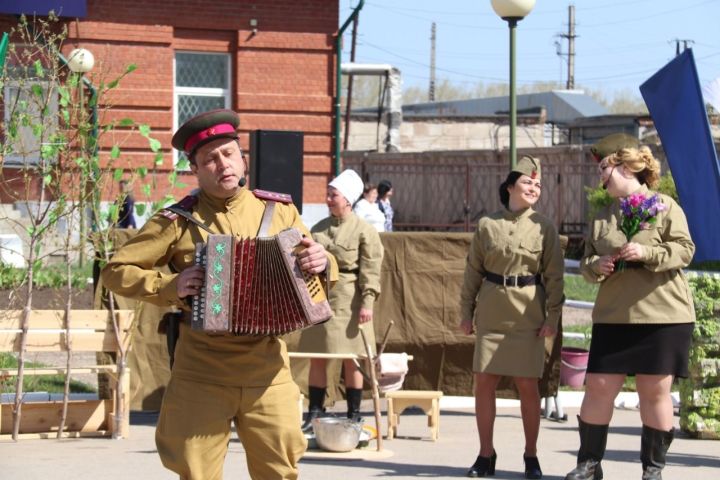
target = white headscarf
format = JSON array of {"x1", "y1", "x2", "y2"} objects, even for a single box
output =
[{"x1": 329, "y1": 169, "x2": 364, "y2": 205}]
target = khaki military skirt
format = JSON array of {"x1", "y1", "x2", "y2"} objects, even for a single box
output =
[
  {"x1": 297, "y1": 272, "x2": 376, "y2": 355},
  {"x1": 472, "y1": 282, "x2": 546, "y2": 378}
]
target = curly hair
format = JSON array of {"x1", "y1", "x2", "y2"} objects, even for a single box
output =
[{"x1": 606, "y1": 146, "x2": 661, "y2": 189}]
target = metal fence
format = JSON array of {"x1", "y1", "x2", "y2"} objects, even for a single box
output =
[{"x1": 343, "y1": 146, "x2": 598, "y2": 239}]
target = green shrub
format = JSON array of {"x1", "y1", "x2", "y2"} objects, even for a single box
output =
[
  {"x1": 679, "y1": 276, "x2": 720, "y2": 439},
  {"x1": 0, "y1": 263, "x2": 91, "y2": 289}
]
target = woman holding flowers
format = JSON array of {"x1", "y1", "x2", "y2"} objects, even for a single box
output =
[
  {"x1": 460, "y1": 156, "x2": 564, "y2": 479},
  {"x1": 565, "y1": 138, "x2": 695, "y2": 480}
]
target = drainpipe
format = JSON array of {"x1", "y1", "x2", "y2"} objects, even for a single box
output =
[
  {"x1": 0, "y1": 32, "x2": 9, "y2": 69},
  {"x1": 334, "y1": 0, "x2": 365, "y2": 175}
]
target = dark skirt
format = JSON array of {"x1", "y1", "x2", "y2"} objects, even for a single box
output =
[{"x1": 587, "y1": 323, "x2": 693, "y2": 378}]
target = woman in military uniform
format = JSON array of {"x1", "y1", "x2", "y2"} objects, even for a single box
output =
[
  {"x1": 565, "y1": 138, "x2": 695, "y2": 480},
  {"x1": 459, "y1": 156, "x2": 564, "y2": 479},
  {"x1": 298, "y1": 169, "x2": 384, "y2": 428}
]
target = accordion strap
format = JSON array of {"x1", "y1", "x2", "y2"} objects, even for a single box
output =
[
  {"x1": 164, "y1": 205, "x2": 213, "y2": 234},
  {"x1": 257, "y1": 201, "x2": 276, "y2": 237}
]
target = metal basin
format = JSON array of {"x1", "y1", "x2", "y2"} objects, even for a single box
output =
[{"x1": 312, "y1": 417, "x2": 362, "y2": 452}]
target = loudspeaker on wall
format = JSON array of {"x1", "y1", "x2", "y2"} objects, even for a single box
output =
[{"x1": 249, "y1": 130, "x2": 304, "y2": 213}]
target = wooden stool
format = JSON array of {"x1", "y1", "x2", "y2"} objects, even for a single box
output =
[{"x1": 385, "y1": 390, "x2": 443, "y2": 441}]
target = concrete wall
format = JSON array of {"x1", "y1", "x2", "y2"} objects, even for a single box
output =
[{"x1": 345, "y1": 117, "x2": 547, "y2": 152}]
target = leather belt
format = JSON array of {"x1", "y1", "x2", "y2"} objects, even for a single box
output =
[
  {"x1": 623, "y1": 261, "x2": 644, "y2": 269},
  {"x1": 484, "y1": 271, "x2": 541, "y2": 287},
  {"x1": 339, "y1": 268, "x2": 360, "y2": 275}
]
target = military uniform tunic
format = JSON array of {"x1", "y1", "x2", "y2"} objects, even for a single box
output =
[
  {"x1": 459, "y1": 208, "x2": 565, "y2": 378},
  {"x1": 581, "y1": 185, "x2": 695, "y2": 325},
  {"x1": 102, "y1": 188, "x2": 336, "y2": 387},
  {"x1": 298, "y1": 213, "x2": 383, "y2": 355}
]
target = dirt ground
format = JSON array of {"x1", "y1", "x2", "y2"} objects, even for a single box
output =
[{"x1": 0, "y1": 286, "x2": 95, "y2": 310}]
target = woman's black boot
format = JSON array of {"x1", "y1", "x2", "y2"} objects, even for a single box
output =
[
  {"x1": 301, "y1": 386, "x2": 326, "y2": 433},
  {"x1": 565, "y1": 416, "x2": 609, "y2": 480},
  {"x1": 524, "y1": 455, "x2": 543, "y2": 479},
  {"x1": 467, "y1": 450, "x2": 497, "y2": 477},
  {"x1": 346, "y1": 388, "x2": 363, "y2": 423},
  {"x1": 640, "y1": 425, "x2": 674, "y2": 480}
]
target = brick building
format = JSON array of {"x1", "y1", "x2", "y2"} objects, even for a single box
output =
[{"x1": 1, "y1": 0, "x2": 340, "y2": 224}]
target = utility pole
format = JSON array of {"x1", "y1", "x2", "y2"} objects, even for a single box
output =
[
  {"x1": 671, "y1": 38, "x2": 694, "y2": 56},
  {"x1": 429, "y1": 22, "x2": 436, "y2": 102},
  {"x1": 558, "y1": 5, "x2": 576, "y2": 90}
]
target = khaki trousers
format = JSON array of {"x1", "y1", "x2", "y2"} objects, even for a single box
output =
[{"x1": 156, "y1": 377, "x2": 306, "y2": 480}]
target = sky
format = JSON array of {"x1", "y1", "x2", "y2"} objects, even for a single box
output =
[{"x1": 338, "y1": 0, "x2": 720, "y2": 102}]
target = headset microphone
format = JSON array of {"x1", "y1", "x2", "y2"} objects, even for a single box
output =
[{"x1": 238, "y1": 177, "x2": 247, "y2": 187}]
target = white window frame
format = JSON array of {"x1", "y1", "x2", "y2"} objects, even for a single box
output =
[{"x1": 172, "y1": 51, "x2": 232, "y2": 166}]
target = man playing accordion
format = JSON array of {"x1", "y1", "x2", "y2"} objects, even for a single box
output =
[{"x1": 101, "y1": 109, "x2": 337, "y2": 479}]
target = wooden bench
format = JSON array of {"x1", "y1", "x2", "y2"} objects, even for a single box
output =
[{"x1": 0, "y1": 309, "x2": 133, "y2": 439}]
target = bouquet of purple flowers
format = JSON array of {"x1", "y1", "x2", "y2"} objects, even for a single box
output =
[{"x1": 617, "y1": 192, "x2": 667, "y2": 270}]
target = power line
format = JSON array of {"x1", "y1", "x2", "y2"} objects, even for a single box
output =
[{"x1": 580, "y1": 0, "x2": 717, "y2": 28}]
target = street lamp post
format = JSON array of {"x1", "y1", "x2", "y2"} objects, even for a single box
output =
[
  {"x1": 491, "y1": 0, "x2": 535, "y2": 169},
  {"x1": 67, "y1": 48, "x2": 95, "y2": 268}
]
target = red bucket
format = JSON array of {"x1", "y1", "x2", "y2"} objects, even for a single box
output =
[{"x1": 560, "y1": 347, "x2": 589, "y2": 388}]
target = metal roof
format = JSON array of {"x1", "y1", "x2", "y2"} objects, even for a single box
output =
[{"x1": 399, "y1": 90, "x2": 608, "y2": 124}]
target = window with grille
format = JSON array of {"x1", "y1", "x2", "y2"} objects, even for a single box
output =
[
  {"x1": 173, "y1": 52, "x2": 231, "y2": 165},
  {"x1": 3, "y1": 79, "x2": 59, "y2": 166}
]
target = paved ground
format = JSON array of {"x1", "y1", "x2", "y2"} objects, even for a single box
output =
[{"x1": 2, "y1": 397, "x2": 718, "y2": 480}]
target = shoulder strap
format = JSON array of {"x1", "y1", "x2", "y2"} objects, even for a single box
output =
[
  {"x1": 257, "y1": 201, "x2": 276, "y2": 237},
  {"x1": 253, "y1": 189, "x2": 293, "y2": 204}
]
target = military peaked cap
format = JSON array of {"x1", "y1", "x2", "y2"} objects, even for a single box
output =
[{"x1": 171, "y1": 109, "x2": 240, "y2": 157}]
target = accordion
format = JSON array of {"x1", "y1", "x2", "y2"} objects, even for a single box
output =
[{"x1": 191, "y1": 228, "x2": 332, "y2": 335}]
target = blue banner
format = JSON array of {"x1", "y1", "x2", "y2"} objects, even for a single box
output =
[
  {"x1": 640, "y1": 49, "x2": 720, "y2": 262},
  {"x1": 0, "y1": 1, "x2": 86, "y2": 18}
]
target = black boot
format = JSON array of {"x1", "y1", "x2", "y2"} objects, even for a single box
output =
[
  {"x1": 346, "y1": 388, "x2": 363, "y2": 423},
  {"x1": 640, "y1": 425, "x2": 674, "y2": 480},
  {"x1": 301, "y1": 386, "x2": 326, "y2": 433},
  {"x1": 565, "y1": 416, "x2": 609, "y2": 480}
]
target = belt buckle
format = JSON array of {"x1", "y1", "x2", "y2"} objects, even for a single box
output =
[{"x1": 503, "y1": 275, "x2": 517, "y2": 287}]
